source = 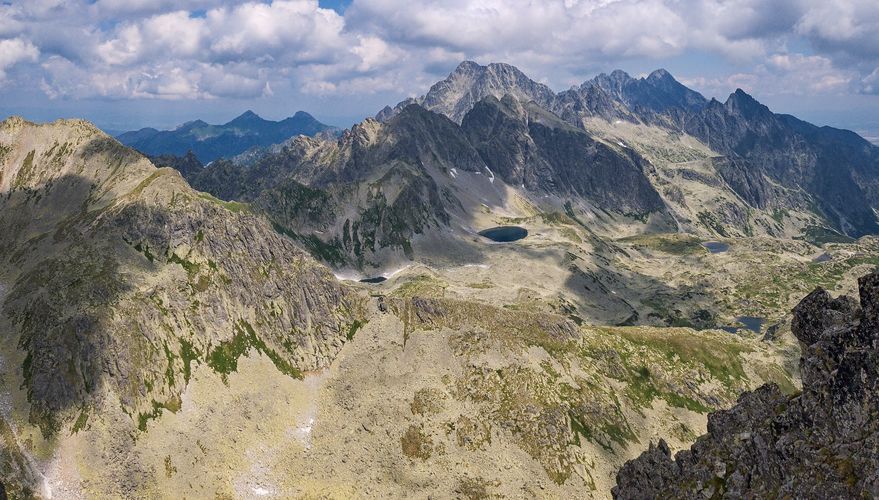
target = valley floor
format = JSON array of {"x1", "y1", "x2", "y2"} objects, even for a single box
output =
[
  {"x1": 0, "y1": 284, "x2": 797, "y2": 498},
  {"x1": 4, "y1": 227, "x2": 878, "y2": 498}
]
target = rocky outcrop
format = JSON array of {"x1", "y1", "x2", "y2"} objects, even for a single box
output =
[
  {"x1": 613, "y1": 272, "x2": 879, "y2": 499},
  {"x1": 378, "y1": 61, "x2": 557, "y2": 124}
]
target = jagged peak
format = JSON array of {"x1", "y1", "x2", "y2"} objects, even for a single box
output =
[
  {"x1": 724, "y1": 88, "x2": 767, "y2": 113},
  {"x1": 226, "y1": 110, "x2": 265, "y2": 126},
  {"x1": 444, "y1": 60, "x2": 534, "y2": 84},
  {"x1": 290, "y1": 110, "x2": 316, "y2": 120},
  {"x1": 646, "y1": 68, "x2": 673, "y2": 82},
  {"x1": 0, "y1": 115, "x2": 31, "y2": 128},
  {"x1": 583, "y1": 69, "x2": 634, "y2": 91},
  {"x1": 451, "y1": 60, "x2": 482, "y2": 74}
]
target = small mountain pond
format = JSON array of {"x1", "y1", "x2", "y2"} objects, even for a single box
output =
[
  {"x1": 702, "y1": 241, "x2": 730, "y2": 253},
  {"x1": 721, "y1": 316, "x2": 764, "y2": 334}
]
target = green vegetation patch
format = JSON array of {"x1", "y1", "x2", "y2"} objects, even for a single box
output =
[
  {"x1": 168, "y1": 251, "x2": 200, "y2": 276},
  {"x1": 272, "y1": 221, "x2": 348, "y2": 266},
  {"x1": 71, "y1": 407, "x2": 89, "y2": 434},
  {"x1": 138, "y1": 397, "x2": 182, "y2": 432},
  {"x1": 618, "y1": 233, "x2": 705, "y2": 255},
  {"x1": 207, "y1": 320, "x2": 302, "y2": 381},
  {"x1": 197, "y1": 192, "x2": 249, "y2": 213},
  {"x1": 133, "y1": 242, "x2": 155, "y2": 263},
  {"x1": 346, "y1": 319, "x2": 366, "y2": 341},
  {"x1": 179, "y1": 338, "x2": 200, "y2": 383},
  {"x1": 697, "y1": 210, "x2": 729, "y2": 237},
  {"x1": 796, "y1": 225, "x2": 854, "y2": 246},
  {"x1": 581, "y1": 326, "x2": 754, "y2": 413},
  {"x1": 392, "y1": 274, "x2": 448, "y2": 298},
  {"x1": 12, "y1": 149, "x2": 37, "y2": 189}
]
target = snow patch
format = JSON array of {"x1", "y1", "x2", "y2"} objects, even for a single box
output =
[
  {"x1": 450, "y1": 168, "x2": 458, "y2": 179},
  {"x1": 293, "y1": 417, "x2": 315, "y2": 448},
  {"x1": 462, "y1": 264, "x2": 490, "y2": 269}
]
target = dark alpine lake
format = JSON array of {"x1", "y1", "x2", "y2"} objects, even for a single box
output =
[
  {"x1": 479, "y1": 226, "x2": 528, "y2": 242},
  {"x1": 702, "y1": 241, "x2": 730, "y2": 253},
  {"x1": 359, "y1": 276, "x2": 387, "y2": 284}
]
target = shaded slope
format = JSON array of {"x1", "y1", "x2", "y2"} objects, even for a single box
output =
[
  {"x1": 0, "y1": 116, "x2": 364, "y2": 436},
  {"x1": 171, "y1": 101, "x2": 668, "y2": 268},
  {"x1": 462, "y1": 95, "x2": 664, "y2": 214}
]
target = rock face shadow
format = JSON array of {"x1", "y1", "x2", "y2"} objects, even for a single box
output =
[{"x1": 614, "y1": 272, "x2": 879, "y2": 498}]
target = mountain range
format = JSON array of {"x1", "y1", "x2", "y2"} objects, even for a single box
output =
[
  {"x1": 2, "y1": 61, "x2": 879, "y2": 498},
  {"x1": 117, "y1": 110, "x2": 335, "y2": 163},
  {"x1": 152, "y1": 61, "x2": 879, "y2": 277},
  {"x1": 379, "y1": 62, "x2": 879, "y2": 237}
]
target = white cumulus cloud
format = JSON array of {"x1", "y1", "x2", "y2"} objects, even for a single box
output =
[{"x1": 0, "y1": 37, "x2": 40, "y2": 81}]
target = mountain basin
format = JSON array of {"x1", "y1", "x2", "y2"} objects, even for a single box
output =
[
  {"x1": 479, "y1": 226, "x2": 528, "y2": 242},
  {"x1": 702, "y1": 241, "x2": 729, "y2": 253}
]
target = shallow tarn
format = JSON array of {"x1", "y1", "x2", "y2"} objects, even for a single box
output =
[
  {"x1": 721, "y1": 316, "x2": 764, "y2": 334},
  {"x1": 701, "y1": 241, "x2": 729, "y2": 253}
]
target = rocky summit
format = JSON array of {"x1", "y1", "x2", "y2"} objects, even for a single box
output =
[{"x1": 613, "y1": 271, "x2": 879, "y2": 499}]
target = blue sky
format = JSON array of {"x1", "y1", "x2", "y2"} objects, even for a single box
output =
[{"x1": 1, "y1": 0, "x2": 878, "y2": 142}]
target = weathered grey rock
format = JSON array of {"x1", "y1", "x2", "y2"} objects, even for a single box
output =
[
  {"x1": 613, "y1": 272, "x2": 879, "y2": 499},
  {"x1": 0, "y1": 117, "x2": 365, "y2": 436}
]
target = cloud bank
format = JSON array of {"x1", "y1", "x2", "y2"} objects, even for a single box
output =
[{"x1": 0, "y1": 0, "x2": 877, "y2": 103}]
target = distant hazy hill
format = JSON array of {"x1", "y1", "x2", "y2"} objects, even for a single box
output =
[{"x1": 117, "y1": 110, "x2": 335, "y2": 163}]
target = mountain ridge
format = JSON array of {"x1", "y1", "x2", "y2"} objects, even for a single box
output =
[
  {"x1": 378, "y1": 61, "x2": 879, "y2": 238},
  {"x1": 0, "y1": 115, "x2": 364, "y2": 438},
  {"x1": 117, "y1": 110, "x2": 336, "y2": 163}
]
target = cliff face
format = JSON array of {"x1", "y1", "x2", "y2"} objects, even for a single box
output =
[
  {"x1": 613, "y1": 272, "x2": 879, "y2": 499},
  {"x1": 0, "y1": 117, "x2": 364, "y2": 437},
  {"x1": 462, "y1": 95, "x2": 664, "y2": 215}
]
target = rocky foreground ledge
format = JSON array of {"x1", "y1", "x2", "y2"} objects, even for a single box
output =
[{"x1": 613, "y1": 272, "x2": 879, "y2": 499}]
